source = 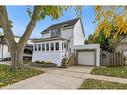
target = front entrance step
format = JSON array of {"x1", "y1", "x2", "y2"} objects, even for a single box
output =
[{"x1": 61, "y1": 53, "x2": 76, "y2": 68}]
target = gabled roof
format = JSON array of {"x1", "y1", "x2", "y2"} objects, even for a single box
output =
[{"x1": 41, "y1": 18, "x2": 80, "y2": 34}]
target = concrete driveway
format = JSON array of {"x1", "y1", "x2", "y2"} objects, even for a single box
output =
[{"x1": 3, "y1": 65, "x2": 93, "y2": 89}]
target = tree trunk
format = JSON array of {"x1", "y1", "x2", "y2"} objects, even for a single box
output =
[
  {"x1": 10, "y1": 46, "x2": 24, "y2": 70},
  {"x1": 0, "y1": 6, "x2": 40, "y2": 70}
]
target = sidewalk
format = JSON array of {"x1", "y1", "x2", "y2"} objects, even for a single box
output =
[
  {"x1": 3, "y1": 66, "x2": 127, "y2": 89},
  {"x1": 28, "y1": 65, "x2": 127, "y2": 84}
]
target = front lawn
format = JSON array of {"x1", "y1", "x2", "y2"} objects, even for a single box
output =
[
  {"x1": 0, "y1": 64, "x2": 43, "y2": 88},
  {"x1": 81, "y1": 78, "x2": 127, "y2": 89},
  {"x1": 91, "y1": 66, "x2": 127, "y2": 78}
]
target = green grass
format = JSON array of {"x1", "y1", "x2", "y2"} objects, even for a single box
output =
[
  {"x1": 91, "y1": 66, "x2": 127, "y2": 78},
  {"x1": 0, "y1": 64, "x2": 43, "y2": 88},
  {"x1": 81, "y1": 78, "x2": 127, "y2": 89}
]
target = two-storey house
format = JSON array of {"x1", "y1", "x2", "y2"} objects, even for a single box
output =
[{"x1": 32, "y1": 18, "x2": 100, "y2": 67}]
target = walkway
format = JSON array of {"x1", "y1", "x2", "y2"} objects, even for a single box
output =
[{"x1": 3, "y1": 65, "x2": 127, "y2": 89}]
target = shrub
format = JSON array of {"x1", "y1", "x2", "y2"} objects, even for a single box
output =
[
  {"x1": 34, "y1": 60, "x2": 53, "y2": 64},
  {"x1": 35, "y1": 60, "x2": 41, "y2": 63},
  {"x1": 45, "y1": 61, "x2": 52, "y2": 64}
]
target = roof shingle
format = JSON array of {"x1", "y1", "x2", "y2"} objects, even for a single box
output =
[{"x1": 41, "y1": 18, "x2": 80, "y2": 34}]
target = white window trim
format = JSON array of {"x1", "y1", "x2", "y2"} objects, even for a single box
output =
[
  {"x1": 55, "y1": 42, "x2": 59, "y2": 51},
  {"x1": 34, "y1": 44, "x2": 38, "y2": 51},
  {"x1": 50, "y1": 43, "x2": 55, "y2": 51},
  {"x1": 42, "y1": 43, "x2": 45, "y2": 51},
  {"x1": 38, "y1": 44, "x2": 41, "y2": 51},
  {"x1": 34, "y1": 41, "x2": 65, "y2": 52}
]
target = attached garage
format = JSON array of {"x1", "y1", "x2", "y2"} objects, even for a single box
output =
[
  {"x1": 77, "y1": 50, "x2": 96, "y2": 66},
  {"x1": 74, "y1": 44, "x2": 100, "y2": 66}
]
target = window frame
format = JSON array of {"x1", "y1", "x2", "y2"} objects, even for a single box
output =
[
  {"x1": 50, "y1": 43, "x2": 54, "y2": 51},
  {"x1": 38, "y1": 44, "x2": 41, "y2": 51},
  {"x1": 46, "y1": 43, "x2": 49, "y2": 51},
  {"x1": 34, "y1": 44, "x2": 37, "y2": 51},
  {"x1": 55, "y1": 42, "x2": 59, "y2": 51},
  {"x1": 51, "y1": 28, "x2": 61, "y2": 37},
  {"x1": 42, "y1": 43, "x2": 45, "y2": 51}
]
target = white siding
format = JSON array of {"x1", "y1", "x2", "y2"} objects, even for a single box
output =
[
  {"x1": 42, "y1": 33, "x2": 51, "y2": 38},
  {"x1": 61, "y1": 28, "x2": 73, "y2": 39},
  {"x1": 116, "y1": 44, "x2": 127, "y2": 64},
  {"x1": 14, "y1": 37, "x2": 32, "y2": 44},
  {"x1": 14, "y1": 37, "x2": 20, "y2": 43},
  {"x1": 0, "y1": 44, "x2": 10, "y2": 59},
  {"x1": 0, "y1": 44, "x2": 2, "y2": 58},
  {"x1": 42, "y1": 31, "x2": 51, "y2": 38},
  {"x1": 32, "y1": 51, "x2": 65, "y2": 66},
  {"x1": 27, "y1": 39, "x2": 33, "y2": 44},
  {"x1": 0, "y1": 44, "x2": 10, "y2": 58},
  {"x1": 116, "y1": 44, "x2": 125, "y2": 52},
  {"x1": 32, "y1": 40, "x2": 66, "y2": 66},
  {"x1": 3, "y1": 44, "x2": 10, "y2": 58},
  {"x1": 0, "y1": 37, "x2": 32, "y2": 59},
  {"x1": 73, "y1": 19, "x2": 85, "y2": 45},
  {"x1": 61, "y1": 28, "x2": 74, "y2": 53}
]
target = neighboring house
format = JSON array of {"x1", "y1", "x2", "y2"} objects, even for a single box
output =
[
  {"x1": 32, "y1": 18, "x2": 100, "y2": 67},
  {"x1": 0, "y1": 34, "x2": 33, "y2": 60},
  {"x1": 116, "y1": 37, "x2": 127, "y2": 64}
]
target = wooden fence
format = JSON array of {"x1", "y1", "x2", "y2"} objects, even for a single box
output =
[{"x1": 100, "y1": 51, "x2": 126, "y2": 67}]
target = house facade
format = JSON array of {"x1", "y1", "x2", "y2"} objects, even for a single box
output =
[
  {"x1": 116, "y1": 38, "x2": 127, "y2": 64},
  {"x1": 0, "y1": 34, "x2": 33, "y2": 60},
  {"x1": 32, "y1": 18, "x2": 100, "y2": 67}
]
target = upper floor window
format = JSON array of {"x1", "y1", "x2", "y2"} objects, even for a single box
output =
[
  {"x1": 46, "y1": 43, "x2": 49, "y2": 51},
  {"x1": 34, "y1": 44, "x2": 37, "y2": 51},
  {"x1": 38, "y1": 44, "x2": 41, "y2": 51},
  {"x1": 42, "y1": 43, "x2": 45, "y2": 51},
  {"x1": 51, "y1": 28, "x2": 61, "y2": 37},
  {"x1": 55, "y1": 42, "x2": 59, "y2": 50},
  {"x1": 50, "y1": 43, "x2": 54, "y2": 51}
]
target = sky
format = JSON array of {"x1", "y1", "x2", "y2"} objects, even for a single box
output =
[{"x1": 6, "y1": 6, "x2": 96, "y2": 39}]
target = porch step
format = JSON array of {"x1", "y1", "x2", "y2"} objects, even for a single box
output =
[{"x1": 61, "y1": 53, "x2": 76, "y2": 68}]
